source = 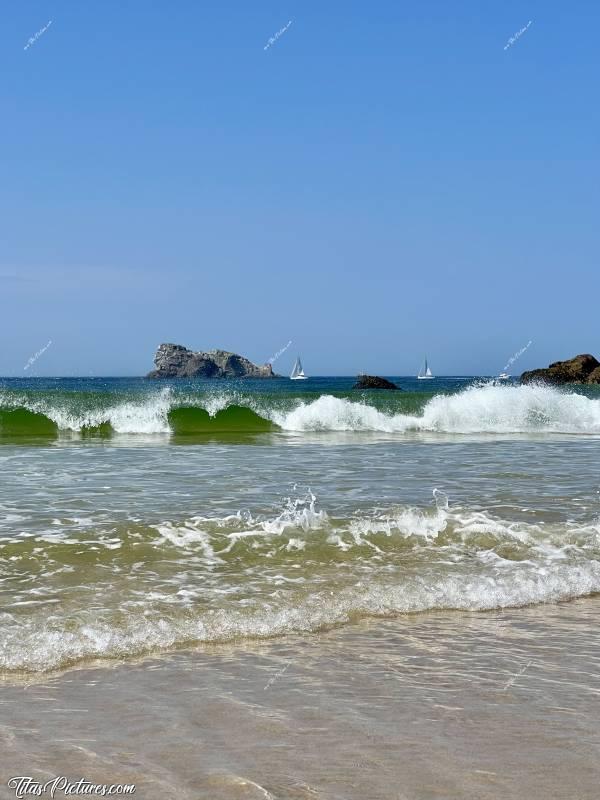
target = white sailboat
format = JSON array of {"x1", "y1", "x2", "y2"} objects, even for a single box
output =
[
  {"x1": 290, "y1": 356, "x2": 307, "y2": 380},
  {"x1": 417, "y1": 357, "x2": 435, "y2": 380},
  {"x1": 497, "y1": 372, "x2": 510, "y2": 380}
]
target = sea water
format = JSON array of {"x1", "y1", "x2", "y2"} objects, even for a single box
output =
[{"x1": 1, "y1": 376, "x2": 600, "y2": 672}]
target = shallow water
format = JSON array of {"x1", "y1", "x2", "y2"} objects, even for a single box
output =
[{"x1": 1, "y1": 599, "x2": 599, "y2": 799}]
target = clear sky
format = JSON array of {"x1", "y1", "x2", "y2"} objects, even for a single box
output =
[{"x1": 1, "y1": 0, "x2": 598, "y2": 376}]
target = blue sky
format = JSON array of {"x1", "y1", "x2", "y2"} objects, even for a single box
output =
[{"x1": 1, "y1": 0, "x2": 598, "y2": 376}]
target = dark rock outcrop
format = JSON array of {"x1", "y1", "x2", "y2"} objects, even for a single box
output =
[
  {"x1": 352, "y1": 374, "x2": 400, "y2": 390},
  {"x1": 586, "y1": 366, "x2": 600, "y2": 384},
  {"x1": 521, "y1": 354, "x2": 600, "y2": 385},
  {"x1": 147, "y1": 343, "x2": 277, "y2": 379}
]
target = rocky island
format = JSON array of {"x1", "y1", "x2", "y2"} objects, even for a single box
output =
[
  {"x1": 147, "y1": 343, "x2": 277, "y2": 379},
  {"x1": 352, "y1": 374, "x2": 400, "y2": 390},
  {"x1": 521, "y1": 354, "x2": 600, "y2": 385}
]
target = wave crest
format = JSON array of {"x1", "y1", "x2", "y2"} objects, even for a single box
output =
[
  {"x1": 1, "y1": 383, "x2": 600, "y2": 437},
  {"x1": 274, "y1": 384, "x2": 600, "y2": 434}
]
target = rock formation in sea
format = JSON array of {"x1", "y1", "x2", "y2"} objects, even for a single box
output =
[
  {"x1": 521, "y1": 354, "x2": 600, "y2": 385},
  {"x1": 147, "y1": 344, "x2": 277, "y2": 379},
  {"x1": 352, "y1": 374, "x2": 400, "y2": 390}
]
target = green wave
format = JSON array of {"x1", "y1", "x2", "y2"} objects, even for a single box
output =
[
  {"x1": 0, "y1": 408, "x2": 58, "y2": 437},
  {"x1": 0, "y1": 404, "x2": 277, "y2": 438},
  {"x1": 168, "y1": 406, "x2": 275, "y2": 433},
  {"x1": 0, "y1": 389, "x2": 436, "y2": 439}
]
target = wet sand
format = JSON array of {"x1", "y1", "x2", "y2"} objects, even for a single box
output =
[{"x1": 1, "y1": 598, "x2": 599, "y2": 800}]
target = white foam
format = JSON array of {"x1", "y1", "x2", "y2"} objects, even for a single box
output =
[
  {"x1": 154, "y1": 523, "x2": 220, "y2": 560},
  {"x1": 13, "y1": 388, "x2": 174, "y2": 434},
  {"x1": 260, "y1": 492, "x2": 328, "y2": 534},
  {"x1": 417, "y1": 383, "x2": 600, "y2": 434},
  {"x1": 0, "y1": 489, "x2": 600, "y2": 671},
  {"x1": 152, "y1": 492, "x2": 328, "y2": 554},
  {"x1": 4, "y1": 491, "x2": 600, "y2": 671},
  {"x1": 273, "y1": 384, "x2": 600, "y2": 435},
  {"x1": 3, "y1": 558, "x2": 600, "y2": 672},
  {"x1": 350, "y1": 506, "x2": 449, "y2": 541}
]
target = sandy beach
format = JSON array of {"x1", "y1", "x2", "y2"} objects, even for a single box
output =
[{"x1": 2, "y1": 596, "x2": 599, "y2": 800}]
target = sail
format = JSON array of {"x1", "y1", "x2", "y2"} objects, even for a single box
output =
[
  {"x1": 290, "y1": 358, "x2": 302, "y2": 379},
  {"x1": 418, "y1": 357, "x2": 434, "y2": 379}
]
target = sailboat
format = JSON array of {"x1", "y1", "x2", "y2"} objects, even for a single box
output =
[
  {"x1": 290, "y1": 356, "x2": 307, "y2": 380},
  {"x1": 417, "y1": 357, "x2": 435, "y2": 380}
]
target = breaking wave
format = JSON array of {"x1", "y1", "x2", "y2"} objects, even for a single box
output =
[
  {"x1": 2, "y1": 491, "x2": 600, "y2": 671},
  {"x1": 2, "y1": 383, "x2": 600, "y2": 437},
  {"x1": 273, "y1": 384, "x2": 600, "y2": 434}
]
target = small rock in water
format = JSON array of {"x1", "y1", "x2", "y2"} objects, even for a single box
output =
[{"x1": 352, "y1": 374, "x2": 400, "y2": 390}]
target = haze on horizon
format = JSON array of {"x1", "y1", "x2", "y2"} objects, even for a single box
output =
[{"x1": 1, "y1": 0, "x2": 598, "y2": 377}]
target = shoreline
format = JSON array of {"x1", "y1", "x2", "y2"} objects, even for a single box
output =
[{"x1": 2, "y1": 598, "x2": 599, "y2": 799}]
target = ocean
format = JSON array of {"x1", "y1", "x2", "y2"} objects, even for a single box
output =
[{"x1": 1, "y1": 376, "x2": 600, "y2": 798}]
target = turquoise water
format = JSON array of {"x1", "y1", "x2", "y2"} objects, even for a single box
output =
[{"x1": 1, "y1": 376, "x2": 600, "y2": 672}]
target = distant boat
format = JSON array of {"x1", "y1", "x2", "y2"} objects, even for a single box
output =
[
  {"x1": 417, "y1": 358, "x2": 435, "y2": 380},
  {"x1": 290, "y1": 356, "x2": 307, "y2": 380},
  {"x1": 497, "y1": 372, "x2": 510, "y2": 380}
]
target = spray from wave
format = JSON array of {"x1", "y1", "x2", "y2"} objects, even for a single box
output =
[{"x1": 272, "y1": 384, "x2": 600, "y2": 435}]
